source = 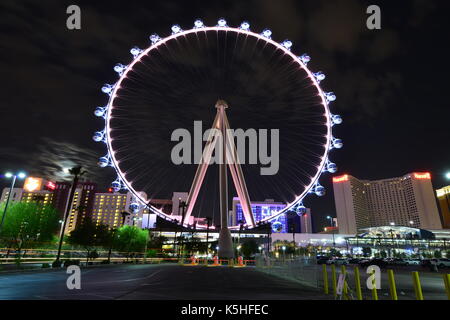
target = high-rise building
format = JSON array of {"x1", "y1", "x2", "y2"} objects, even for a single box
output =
[
  {"x1": 333, "y1": 172, "x2": 442, "y2": 234},
  {"x1": 63, "y1": 182, "x2": 97, "y2": 233},
  {"x1": 436, "y1": 186, "x2": 450, "y2": 228},
  {"x1": 1, "y1": 177, "x2": 97, "y2": 234}
]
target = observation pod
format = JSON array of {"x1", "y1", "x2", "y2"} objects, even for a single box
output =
[
  {"x1": 129, "y1": 203, "x2": 139, "y2": 213},
  {"x1": 332, "y1": 114, "x2": 343, "y2": 125},
  {"x1": 333, "y1": 139, "x2": 343, "y2": 149},
  {"x1": 98, "y1": 156, "x2": 109, "y2": 167},
  {"x1": 93, "y1": 131, "x2": 104, "y2": 142},
  {"x1": 194, "y1": 19, "x2": 204, "y2": 28},
  {"x1": 327, "y1": 162, "x2": 338, "y2": 173},
  {"x1": 299, "y1": 54, "x2": 311, "y2": 65},
  {"x1": 239, "y1": 21, "x2": 250, "y2": 30},
  {"x1": 94, "y1": 107, "x2": 106, "y2": 117},
  {"x1": 296, "y1": 204, "x2": 307, "y2": 216},
  {"x1": 272, "y1": 221, "x2": 283, "y2": 233},
  {"x1": 315, "y1": 185, "x2": 326, "y2": 197},
  {"x1": 111, "y1": 180, "x2": 121, "y2": 192}
]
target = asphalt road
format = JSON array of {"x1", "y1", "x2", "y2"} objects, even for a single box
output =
[{"x1": 0, "y1": 264, "x2": 329, "y2": 300}]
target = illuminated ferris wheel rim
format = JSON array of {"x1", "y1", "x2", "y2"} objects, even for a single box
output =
[{"x1": 96, "y1": 19, "x2": 342, "y2": 230}]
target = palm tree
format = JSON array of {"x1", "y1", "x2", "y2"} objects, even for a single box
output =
[
  {"x1": 121, "y1": 211, "x2": 130, "y2": 226},
  {"x1": 54, "y1": 166, "x2": 86, "y2": 266}
]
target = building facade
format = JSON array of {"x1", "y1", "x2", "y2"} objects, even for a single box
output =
[
  {"x1": 1, "y1": 177, "x2": 97, "y2": 234},
  {"x1": 436, "y1": 186, "x2": 450, "y2": 229},
  {"x1": 333, "y1": 172, "x2": 442, "y2": 234},
  {"x1": 229, "y1": 198, "x2": 312, "y2": 234}
]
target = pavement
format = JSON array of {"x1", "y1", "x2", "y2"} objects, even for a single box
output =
[{"x1": 0, "y1": 264, "x2": 330, "y2": 300}]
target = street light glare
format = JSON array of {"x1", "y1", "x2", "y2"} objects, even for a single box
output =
[
  {"x1": 17, "y1": 172, "x2": 26, "y2": 179},
  {"x1": 4, "y1": 172, "x2": 13, "y2": 178},
  {"x1": 446, "y1": 172, "x2": 450, "y2": 180}
]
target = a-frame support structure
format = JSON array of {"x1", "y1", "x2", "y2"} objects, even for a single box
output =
[{"x1": 182, "y1": 100, "x2": 256, "y2": 258}]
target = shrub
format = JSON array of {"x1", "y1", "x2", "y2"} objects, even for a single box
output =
[{"x1": 42, "y1": 263, "x2": 50, "y2": 268}]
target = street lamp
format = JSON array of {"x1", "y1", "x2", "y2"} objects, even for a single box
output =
[
  {"x1": 0, "y1": 171, "x2": 27, "y2": 232},
  {"x1": 445, "y1": 172, "x2": 450, "y2": 180},
  {"x1": 326, "y1": 216, "x2": 336, "y2": 250}
]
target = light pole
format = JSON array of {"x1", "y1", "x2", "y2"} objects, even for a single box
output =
[
  {"x1": 0, "y1": 172, "x2": 26, "y2": 233},
  {"x1": 326, "y1": 216, "x2": 336, "y2": 250}
]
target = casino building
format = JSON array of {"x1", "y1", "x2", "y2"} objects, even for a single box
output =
[{"x1": 332, "y1": 172, "x2": 442, "y2": 234}]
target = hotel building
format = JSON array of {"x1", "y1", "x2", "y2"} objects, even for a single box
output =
[
  {"x1": 436, "y1": 186, "x2": 450, "y2": 228},
  {"x1": 333, "y1": 172, "x2": 442, "y2": 234}
]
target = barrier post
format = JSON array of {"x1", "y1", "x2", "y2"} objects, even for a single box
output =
[
  {"x1": 331, "y1": 264, "x2": 337, "y2": 298},
  {"x1": 322, "y1": 264, "x2": 329, "y2": 294},
  {"x1": 387, "y1": 269, "x2": 398, "y2": 300},
  {"x1": 371, "y1": 269, "x2": 378, "y2": 300},
  {"x1": 412, "y1": 271, "x2": 424, "y2": 300},
  {"x1": 354, "y1": 266, "x2": 363, "y2": 300},
  {"x1": 340, "y1": 265, "x2": 348, "y2": 300},
  {"x1": 443, "y1": 274, "x2": 450, "y2": 300}
]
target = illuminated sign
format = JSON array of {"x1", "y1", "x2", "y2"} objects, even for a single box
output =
[
  {"x1": 413, "y1": 172, "x2": 431, "y2": 179},
  {"x1": 46, "y1": 181, "x2": 56, "y2": 191},
  {"x1": 436, "y1": 187, "x2": 450, "y2": 198},
  {"x1": 24, "y1": 177, "x2": 43, "y2": 192},
  {"x1": 333, "y1": 174, "x2": 349, "y2": 183}
]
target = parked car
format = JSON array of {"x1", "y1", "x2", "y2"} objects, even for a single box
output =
[
  {"x1": 391, "y1": 258, "x2": 407, "y2": 266},
  {"x1": 326, "y1": 258, "x2": 348, "y2": 265},
  {"x1": 316, "y1": 256, "x2": 330, "y2": 265},
  {"x1": 432, "y1": 258, "x2": 450, "y2": 268},
  {"x1": 359, "y1": 258, "x2": 387, "y2": 268},
  {"x1": 347, "y1": 258, "x2": 360, "y2": 264},
  {"x1": 404, "y1": 259, "x2": 421, "y2": 266}
]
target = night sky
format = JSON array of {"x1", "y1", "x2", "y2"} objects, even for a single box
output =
[{"x1": 1, "y1": 0, "x2": 449, "y2": 232}]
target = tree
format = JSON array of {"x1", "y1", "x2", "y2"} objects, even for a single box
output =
[
  {"x1": 380, "y1": 250, "x2": 387, "y2": 258},
  {"x1": 434, "y1": 250, "x2": 442, "y2": 259},
  {"x1": 329, "y1": 248, "x2": 342, "y2": 258},
  {"x1": 241, "y1": 239, "x2": 259, "y2": 259},
  {"x1": 362, "y1": 247, "x2": 372, "y2": 257},
  {"x1": 0, "y1": 202, "x2": 59, "y2": 263},
  {"x1": 114, "y1": 225, "x2": 148, "y2": 260},
  {"x1": 56, "y1": 166, "x2": 86, "y2": 264},
  {"x1": 67, "y1": 219, "x2": 111, "y2": 264}
]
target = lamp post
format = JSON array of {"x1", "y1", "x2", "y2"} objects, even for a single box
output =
[
  {"x1": 0, "y1": 172, "x2": 26, "y2": 233},
  {"x1": 327, "y1": 216, "x2": 336, "y2": 250}
]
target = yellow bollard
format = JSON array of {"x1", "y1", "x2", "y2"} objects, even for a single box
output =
[
  {"x1": 354, "y1": 266, "x2": 363, "y2": 300},
  {"x1": 322, "y1": 264, "x2": 329, "y2": 294},
  {"x1": 371, "y1": 269, "x2": 378, "y2": 300},
  {"x1": 331, "y1": 264, "x2": 337, "y2": 298},
  {"x1": 341, "y1": 265, "x2": 348, "y2": 300},
  {"x1": 387, "y1": 269, "x2": 398, "y2": 300},
  {"x1": 412, "y1": 271, "x2": 424, "y2": 300},
  {"x1": 443, "y1": 274, "x2": 450, "y2": 300}
]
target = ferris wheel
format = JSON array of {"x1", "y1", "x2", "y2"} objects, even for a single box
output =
[{"x1": 92, "y1": 18, "x2": 343, "y2": 230}]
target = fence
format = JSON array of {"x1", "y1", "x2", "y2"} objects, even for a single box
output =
[
  {"x1": 320, "y1": 264, "x2": 450, "y2": 300},
  {"x1": 255, "y1": 256, "x2": 320, "y2": 289}
]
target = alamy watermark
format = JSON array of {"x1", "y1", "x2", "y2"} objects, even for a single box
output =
[
  {"x1": 66, "y1": 265, "x2": 81, "y2": 290},
  {"x1": 366, "y1": 5, "x2": 381, "y2": 30},
  {"x1": 66, "y1": 5, "x2": 81, "y2": 30},
  {"x1": 171, "y1": 121, "x2": 279, "y2": 176}
]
